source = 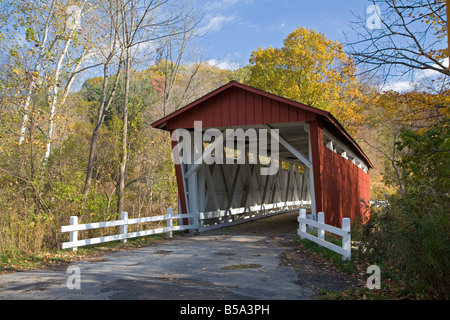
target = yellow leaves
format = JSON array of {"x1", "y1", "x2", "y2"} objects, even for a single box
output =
[
  {"x1": 365, "y1": 89, "x2": 449, "y2": 135},
  {"x1": 11, "y1": 67, "x2": 24, "y2": 76},
  {"x1": 248, "y1": 26, "x2": 360, "y2": 129},
  {"x1": 417, "y1": 127, "x2": 428, "y2": 136}
]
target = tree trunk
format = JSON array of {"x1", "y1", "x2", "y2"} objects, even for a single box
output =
[
  {"x1": 81, "y1": 55, "x2": 123, "y2": 207},
  {"x1": 117, "y1": 49, "x2": 130, "y2": 214},
  {"x1": 18, "y1": 0, "x2": 56, "y2": 144},
  {"x1": 42, "y1": 35, "x2": 73, "y2": 168}
]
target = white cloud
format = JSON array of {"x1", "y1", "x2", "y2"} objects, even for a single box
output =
[
  {"x1": 384, "y1": 57, "x2": 449, "y2": 92},
  {"x1": 383, "y1": 80, "x2": 414, "y2": 92},
  {"x1": 207, "y1": 58, "x2": 241, "y2": 71},
  {"x1": 416, "y1": 58, "x2": 449, "y2": 80},
  {"x1": 198, "y1": 15, "x2": 237, "y2": 34}
]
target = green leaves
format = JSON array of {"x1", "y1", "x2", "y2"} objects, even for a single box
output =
[
  {"x1": 25, "y1": 27, "x2": 36, "y2": 43},
  {"x1": 397, "y1": 118, "x2": 450, "y2": 193},
  {"x1": 359, "y1": 117, "x2": 450, "y2": 299}
]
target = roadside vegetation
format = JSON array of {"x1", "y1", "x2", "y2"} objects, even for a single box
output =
[{"x1": 0, "y1": 0, "x2": 448, "y2": 300}]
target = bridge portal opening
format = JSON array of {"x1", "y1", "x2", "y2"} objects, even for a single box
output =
[{"x1": 152, "y1": 82, "x2": 372, "y2": 233}]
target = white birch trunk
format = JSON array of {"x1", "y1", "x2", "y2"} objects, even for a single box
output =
[
  {"x1": 18, "y1": 0, "x2": 57, "y2": 144},
  {"x1": 42, "y1": 0, "x2": 88, "y2": 166},
  {"x1": 42, "y1": 36, "x2": 73, "y2": 166}
]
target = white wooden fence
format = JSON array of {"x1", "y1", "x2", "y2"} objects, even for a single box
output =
[
  {"x1": 61, "y1": 209, "x2": 198, "y2": 251},
  {"x1": 297, "y1": 209, "x2": 351, "y2": 260}
]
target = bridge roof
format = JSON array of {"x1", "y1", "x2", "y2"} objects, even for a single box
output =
[{"x1": 151, "y1": 81, "x2": 372, "y2": 169}]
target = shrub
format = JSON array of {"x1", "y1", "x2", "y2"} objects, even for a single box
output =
[{"x1": 359, "y1": 119, "x2": 450, "y2": 299}]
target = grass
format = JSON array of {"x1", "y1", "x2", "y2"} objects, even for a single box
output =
[
  {"x1": 292, "y1": 230, "x2": 420, "y2": 300},
  {"x1": 294, "y1": 230, "x2": 357, "y2": 274},
  {"x1": 221, "y1": 264, "x2": 262, "y2": 270}
]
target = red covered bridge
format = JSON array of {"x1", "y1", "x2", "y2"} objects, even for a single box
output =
[{"x1": 152, "y1": 81, "x2": 372, "y2": 231}]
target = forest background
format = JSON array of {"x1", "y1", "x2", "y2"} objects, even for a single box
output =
[{"x1": 0, "y1": 0, "x2": 448, "y2": 298}]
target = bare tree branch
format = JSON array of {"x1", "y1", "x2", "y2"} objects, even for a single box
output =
[{"x1": 346, "y1": 0, "x2": 449, "y2": 79}]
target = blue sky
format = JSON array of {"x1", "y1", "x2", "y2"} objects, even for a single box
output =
[{"x1": 197, "y1": 0, "x2": 370, "y2": 70}]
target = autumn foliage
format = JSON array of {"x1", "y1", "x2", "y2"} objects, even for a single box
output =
[
  {"x1": 0, "y1": 1, "x2": 449, "y2": 299},
  {"x1": 248, "y1": 27, "x2": 363, "y2": 134}
]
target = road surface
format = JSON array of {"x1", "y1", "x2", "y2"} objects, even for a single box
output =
[{"x1": 0, "y1": 211, "x2": 356, "y2": 300}]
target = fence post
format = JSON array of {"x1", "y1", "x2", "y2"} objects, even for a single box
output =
[
  {"x1": 318, "y1": 212, "x2": 325, "y2": 243},
  {"x1": 121, "y1": 212, "x2": 128, "y2": 243},
  {"x1": 342, "y1": 218, "x2": 351, "y2": 261},
  {"x1": 69, "y1": 216, "x2": 78, "y2": 251},
  {"x1": 193, "y1": 212, "x2": 200, "y2": 230},
  {"x1": 166, "y1": 208, "x2": 173, "y2": 238},
  {"x1": 298, "y1": 209, "x2": 306, "y2": 238}
]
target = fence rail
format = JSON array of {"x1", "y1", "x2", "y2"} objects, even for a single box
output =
[
  {"x1": 297, "y1": 209, "x2": 351, "y2": 260},
  {"x1": 61, "y1": 209, "x2": 198, "y2": 251}
]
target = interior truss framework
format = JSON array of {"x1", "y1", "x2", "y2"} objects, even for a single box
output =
[{"x1": 174, "y1": 122, "x2": 317, "y2": 232}]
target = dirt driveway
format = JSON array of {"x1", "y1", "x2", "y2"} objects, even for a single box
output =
[{"x1": 0, "y1": 211, "x2": 358, "y2": 300}]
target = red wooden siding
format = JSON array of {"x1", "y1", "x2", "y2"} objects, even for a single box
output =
[
  {"x1": 309, "y1": 118, "x2": 324, "y2": 214},
  {"x1": 166, "y1": 86, "x2": 316, "y2": 130},
  {"x1": 321, "y1": 148, "x2": 371, "y2": 227}
]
